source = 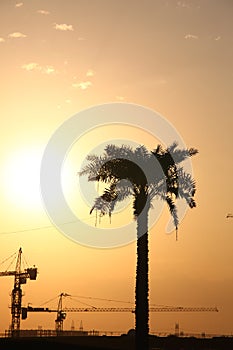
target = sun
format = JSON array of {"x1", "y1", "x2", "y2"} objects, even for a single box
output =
[{"x1": 3, "y1": 146, "x2": 44, "y2": 212}]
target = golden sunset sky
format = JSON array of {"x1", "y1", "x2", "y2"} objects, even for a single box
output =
[{"x1": 0, "y1": 0, "x2": 233, "y2": 336}]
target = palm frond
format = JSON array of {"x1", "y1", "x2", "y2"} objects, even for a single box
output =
[
  {"x1": 148, "y1": 180, "x2": 166, "y2": 201},
  {"x1": 169, "y1": 147, "x2": 198, "y2": 164},
  {"x1": 90, "y1": 180, "x2": 133, "y2": 219},
  {"x1": 166, "y1": 194, "x2": 179, "y2": 230},
  {"x1": 176, "y1": 168, "x2": 197, "y2": 208},
  {"x1": 167, "y1": 142, "x2": 178, "y2": 153},
  {"x1": 105, "y1": 144, "x2": 133, "y2": 159},
  {"x1": 90, "y1": 184, "x2": 117, "y2": 216},
  {"x1": 188, "y1": 148, "x2": 199, "y2": 157},
  {"x1": 78, "y1": 154, "x2": 108, "y2": 181},
  {"x1": 152, "y1": 144, "x2": 164, "y2": 155},
  {"x1": 134, "y1": 145, "x2": 151, "y2": 160},
  {"x1": 115, "y1": 179, "x2": 134, "y2": 202}
]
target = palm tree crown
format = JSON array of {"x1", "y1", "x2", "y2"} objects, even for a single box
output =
[{"x1": 79, "y1": 142, "x2": 197, "y2": 230}]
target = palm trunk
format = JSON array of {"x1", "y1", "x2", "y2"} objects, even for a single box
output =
[{"x1": 135, "y1": 204, "x2": 149, "y2": 350}]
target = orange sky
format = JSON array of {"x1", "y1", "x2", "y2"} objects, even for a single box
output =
[{"x1": 0, "y1": 0, "x2": 233, "y2": 336}]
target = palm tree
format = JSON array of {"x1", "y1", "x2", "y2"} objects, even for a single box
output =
[{"x1": 79, "y1": 142, "x2": 198, "y2": 350}]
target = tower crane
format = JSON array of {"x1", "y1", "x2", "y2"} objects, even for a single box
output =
[
  {"x1": 0, "y1": 247, "x2": 37, "y2": 336},
  {"x1": 22, "y1": 293, "x2": 72, "y2": 333},
  {"x1": 22, "y1": 292, "x2": 218, "y2": 332}
]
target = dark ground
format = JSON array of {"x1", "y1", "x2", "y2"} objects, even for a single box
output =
[{"x1": 0, "y1": 335, "x2": 233, "y2": 350}]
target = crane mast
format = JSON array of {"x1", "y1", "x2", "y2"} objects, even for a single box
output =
[
  {"x1": 55, "y1": 292, "x2": 68, "y2": 332},
  {"x1": 11, "y1": 247, "x2": 23, "y2": 336}
]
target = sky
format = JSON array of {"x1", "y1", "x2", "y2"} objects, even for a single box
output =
[{"x1": 0, "y1": 0, "x2": 233, "y2": 336}]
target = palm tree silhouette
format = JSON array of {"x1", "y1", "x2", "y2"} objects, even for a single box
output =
[{"x1": 79, "y1": 142, "x2": 198, "y2": 350}]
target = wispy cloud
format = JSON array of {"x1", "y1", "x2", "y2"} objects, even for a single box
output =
[
  {"x1": 72, "y1": 81, "x2": 92, "y2": 90},
  {"x1": 53, "y1": 23, "x2": 74, "y2": 31},
  {"x1": 0, "y1": 37, "x2": 5, "y2": 43},
  {"x1": 43, "y1": 66, "x2": 56, "y2": 74},
  {"x1": 86, "y1": 69, "x2": 94, "y2": 77},
  {"x1": 37, "y1": 9, "x2": 50, "y2": 15},
  {"x1": 21, "y1": 62, "x2": 57, "y2": 75},
  {"x1": 22, "y1": 63, "x2": 40, "y2": 71},
  {"x1": 177, "y1": 1, "x2": 190, "y2": 8},
  {"x1": 184, "y1": 34, "x2": 198, "y2": 40},
  {"x1": 177, "y1": 1, "x2": 201, "y2": 9},
  {"x1": 15, "y1": 2, "x2": 23, "y2": 7},
  {"x1": 8, "y1": 32, "x2": 27, "y2": 38}
]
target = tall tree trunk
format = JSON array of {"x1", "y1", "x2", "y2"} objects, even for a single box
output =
[{"x1": 135, "y1": 205, "x2": 149, "y2": 350}]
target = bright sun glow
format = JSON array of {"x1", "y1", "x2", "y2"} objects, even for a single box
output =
[{"x1": 3, "y1": 147, "x2": 44, "y2": 212}]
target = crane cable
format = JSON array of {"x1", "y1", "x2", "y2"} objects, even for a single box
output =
[
  {"x1": 0, "y1": 251, "x2": 18, "y2": 271},
  {"x1": 38, "y1": 293, "x2": 178, "y2": 310}
]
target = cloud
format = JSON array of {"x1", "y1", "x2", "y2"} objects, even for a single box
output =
[
  {"x1": 21, "y1": 62, "x2": 57, "y2": 75},
  {"x1": 22, "y1": 63, "x2": 40, "y2": 71},
  {"x1": 43, "y1": 66, "x2": 56, "y2": 74},
  {"x1": 184, "y1": 34, "x2": 198, "y2": 39},
  {"x1": 15, "y1": 2, "x2": 23, "y2": 7},
  {"x1": 177, "y1": 1, "x2": 201, "y2": 9},
  {"x1": 72, "y1": 81, "x2": 92, "y2": 90},
  {"x1": 0, "y1": 37, "x2": 5, "y2": 43},
  {"x1": 53, "y1": 23, "x2": 74, "y2": 31},
  {"x1": 177, "y1": 1, "x2": 190, "y2": 8},
  {"x1": 8, "y1": 32, "x2": 27, "y2": 38},
  {"x1": 37, "y1": 10, "x2": 50, "y2": 15},
  {"x1": 214, "y1": 36, "x2": 221, "y2": 41},
  {"x1": 86, "y1": 69, "x2": 94, "y2": 77}
]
